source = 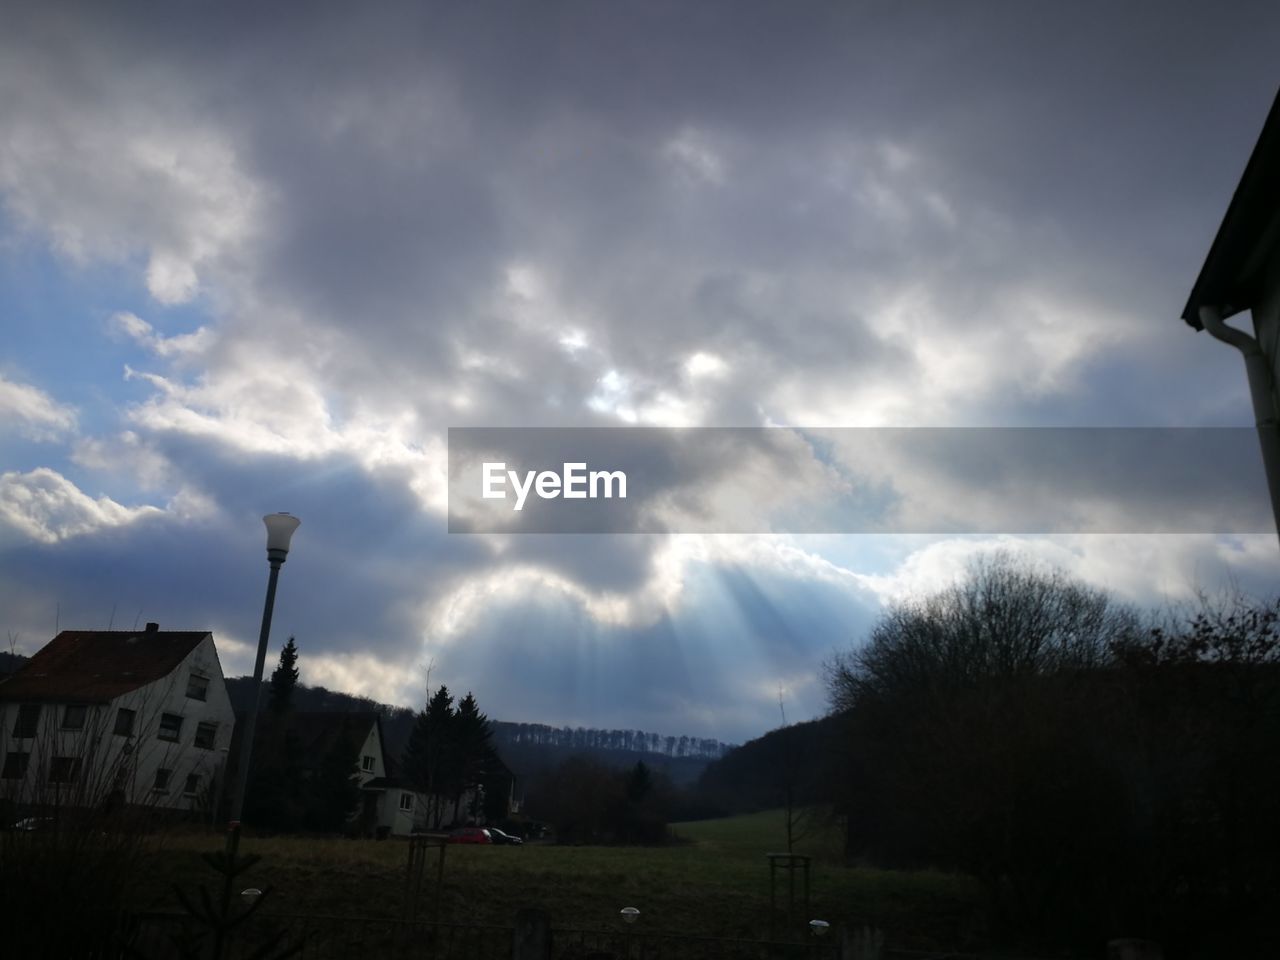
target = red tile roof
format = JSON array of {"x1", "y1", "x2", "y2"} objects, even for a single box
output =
[{"x1": 0, "y1": 630, "x2": 211, "y2": 703}]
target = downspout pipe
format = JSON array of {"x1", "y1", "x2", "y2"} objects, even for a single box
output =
[{"x1": 1200, "y1": 304, "x2": 1280, "y2": 547}]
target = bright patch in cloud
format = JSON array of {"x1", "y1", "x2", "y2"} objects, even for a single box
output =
[
  {"x1": 663, "y1": 129, "x2": 725, "y2": 186},
  {"x1": 145, "y1": 252, "x2": 200, "y2": 305},
  {"x1": 685, "y1": 352, "x2": 727, "y2": 379},
  {"x1": 303, "y1": 651, "x2": 421, "y2": 706},
  {"x1": 587, "y1": 369, "x2": 637, "y2": 422}
]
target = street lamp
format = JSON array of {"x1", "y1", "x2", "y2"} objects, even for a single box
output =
[{"x1": 227, "y1": 513, "x2": 301, "y2": 824}]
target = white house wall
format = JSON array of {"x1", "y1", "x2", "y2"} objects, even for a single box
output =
[
  {"x1": 355, "y1": 722, "x2": 385, "y2": 784},
  {"x1": 376, "y1": 789, "x2": 426, "y2": 835}
]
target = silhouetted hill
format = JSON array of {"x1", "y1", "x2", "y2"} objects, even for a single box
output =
[
  {"x1": 696, "y1": 714, "x2": 839, "y2": 814},
  {"x1": 224, "y1": 677, "x2": 734, "y2": 786},
  {"x1": 0, "y1": 651, "x2": 30, "y2": 677}
]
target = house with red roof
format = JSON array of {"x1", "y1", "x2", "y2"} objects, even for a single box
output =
[{"x1": 0, "y1": 623, "x2": 235, "y2": 817}]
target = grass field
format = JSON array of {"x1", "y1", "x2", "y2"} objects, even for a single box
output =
[{"x1": 132, "y1": 810, "x2": 982, "y2": 951}]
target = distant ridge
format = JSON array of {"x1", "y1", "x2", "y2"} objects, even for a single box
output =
[{"x1": 223, "y1": 676, "x2": 735, "y2": 786}]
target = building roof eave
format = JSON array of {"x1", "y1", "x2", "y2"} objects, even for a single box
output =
[{"x1": 1182, "y1": 87, "x2": 1280, "y2": 330}]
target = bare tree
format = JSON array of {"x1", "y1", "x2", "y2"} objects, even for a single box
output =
[{"x1": 826, "y1": 551, "x2": 1133, "y2": 714}]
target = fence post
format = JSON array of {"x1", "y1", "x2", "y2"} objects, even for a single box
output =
[
  {"x1": 839, "y1": 924, "x2": 884, "y2": 960},
  {"x1": 1107, "y1": 939, "x2": 1163, "y2": 960},
  {"x1": 514, "y1": 908, "x2": 552, "y2": 960}
]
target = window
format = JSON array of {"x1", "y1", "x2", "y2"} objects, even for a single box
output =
[
  {"x1": 185, "y1": 674, "x2": 209, "y2": 701},
  {"x1": 49, "y1": 756, "x2": 81, "y2": 784},
  {"x1": 399, "y1": 792, "x2": 414, "y2": 812},
  {"x1": 2, "y1": 752, "x2": 30, "y2": 780},
  {"x1": 361, "y1": 755, "x2": 375, "y2": 772},
  {"x1": 183, "y1": 773, "x2": 200, "y2": 795},
  {"x1": 114, "y1": 708, "x2": 136, "y2": 737},
  {"x1": 153, "y1": 768, "x2": 171, "y2": 792},
  {"x1": 194, "y1": 722, "x2": 217, "y2": 750},
  {"x1": 62, "y1": 704, "x2": 87, "y2": 730},
  {"x1": 13, "y1": 704, "x2": 40, "y2": 738},
  {"x1": 158, "y1": 713, "x2": 182, "y2": 742}
]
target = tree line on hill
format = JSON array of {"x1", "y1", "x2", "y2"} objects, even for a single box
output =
[
  {"x1": 497, "y1": 723, "x2": 729, "y2": 759},
  {"x1": 223, "y1": 677, "x2": 728, "y2": 787}
]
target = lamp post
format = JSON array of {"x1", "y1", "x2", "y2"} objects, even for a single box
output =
[{"x1": 227, "y1": 512, "x2": 301, "y2": 825}]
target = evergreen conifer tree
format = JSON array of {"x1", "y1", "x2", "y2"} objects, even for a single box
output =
[{"x1": 268, "y1": 636, "x2": 300, "y2": 712}]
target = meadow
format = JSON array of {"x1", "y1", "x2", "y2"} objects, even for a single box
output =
[{"x1": 132, "y1": 810, "x2": 982, "y2": 952}]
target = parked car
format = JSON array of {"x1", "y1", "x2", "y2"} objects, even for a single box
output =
[
  {"x1": 487, "y1": 828, "x2": 523, "y2": 846},
  {"x1": 448, "y1": 826, "x2": 492, "y2": 844},
  {"x1": 10, "y1": 817, "x2": 54, "y2": 832}
]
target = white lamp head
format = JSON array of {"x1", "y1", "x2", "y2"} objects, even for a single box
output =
[
  {"x1": 263, "y1": 512, "x2": 301, "y2": 562},
  {"x1": 620, "y1": 907, "x2": 640, "y2": 924}
]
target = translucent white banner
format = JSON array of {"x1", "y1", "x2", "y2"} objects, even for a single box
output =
[{"x1": 447, "y1": 427, "x2": 1273, "y2": 534}]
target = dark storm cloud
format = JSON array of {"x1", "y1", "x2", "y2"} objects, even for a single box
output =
[{"x1": 8, "y1": 0, "x2": 1274, "y2": 430}]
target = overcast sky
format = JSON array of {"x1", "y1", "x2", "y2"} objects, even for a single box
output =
[{"x1": 2, "y1": 1, "x2": 1279, "y2": 743}]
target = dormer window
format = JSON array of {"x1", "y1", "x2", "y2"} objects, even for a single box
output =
[{"x1": 185, "y1": 674, "x2": 209, "y2": 701}]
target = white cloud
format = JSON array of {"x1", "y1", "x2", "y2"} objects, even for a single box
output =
[
  {"x1": 0, "y1": 467, "x2": 162, "y2": 544},
  {"x1": 145, "y1": 252, "x2": 200, "y2": 305},
  {"x1": 852, "y1": 534, "x2": 1280, "y2": 609},
  {"x1": 71, "y1": 430, "x2": 172, "y2": 490},
  {"x1": 0, "y1": 375, "x2": 76, "y2": 440},
  {"x1": 122, "y1": 348, "x2": 448, "y2": 515},
  {"x1": 0, "y1": 49, "x2": 262, "y2": 306},
  {"x1": 685, "y1": 352, "x2": 727, "y2": 379},
  {"x1": 302, "y1": 651, "x2": 421, "y2": 707},
  {"x1": 109, "y1": 311, "x2": 215, "y2": 359}
]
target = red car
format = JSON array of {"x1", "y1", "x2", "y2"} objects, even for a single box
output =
[{"x1": 448, "y1": 827, "x2": 492, "y2": 844}]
